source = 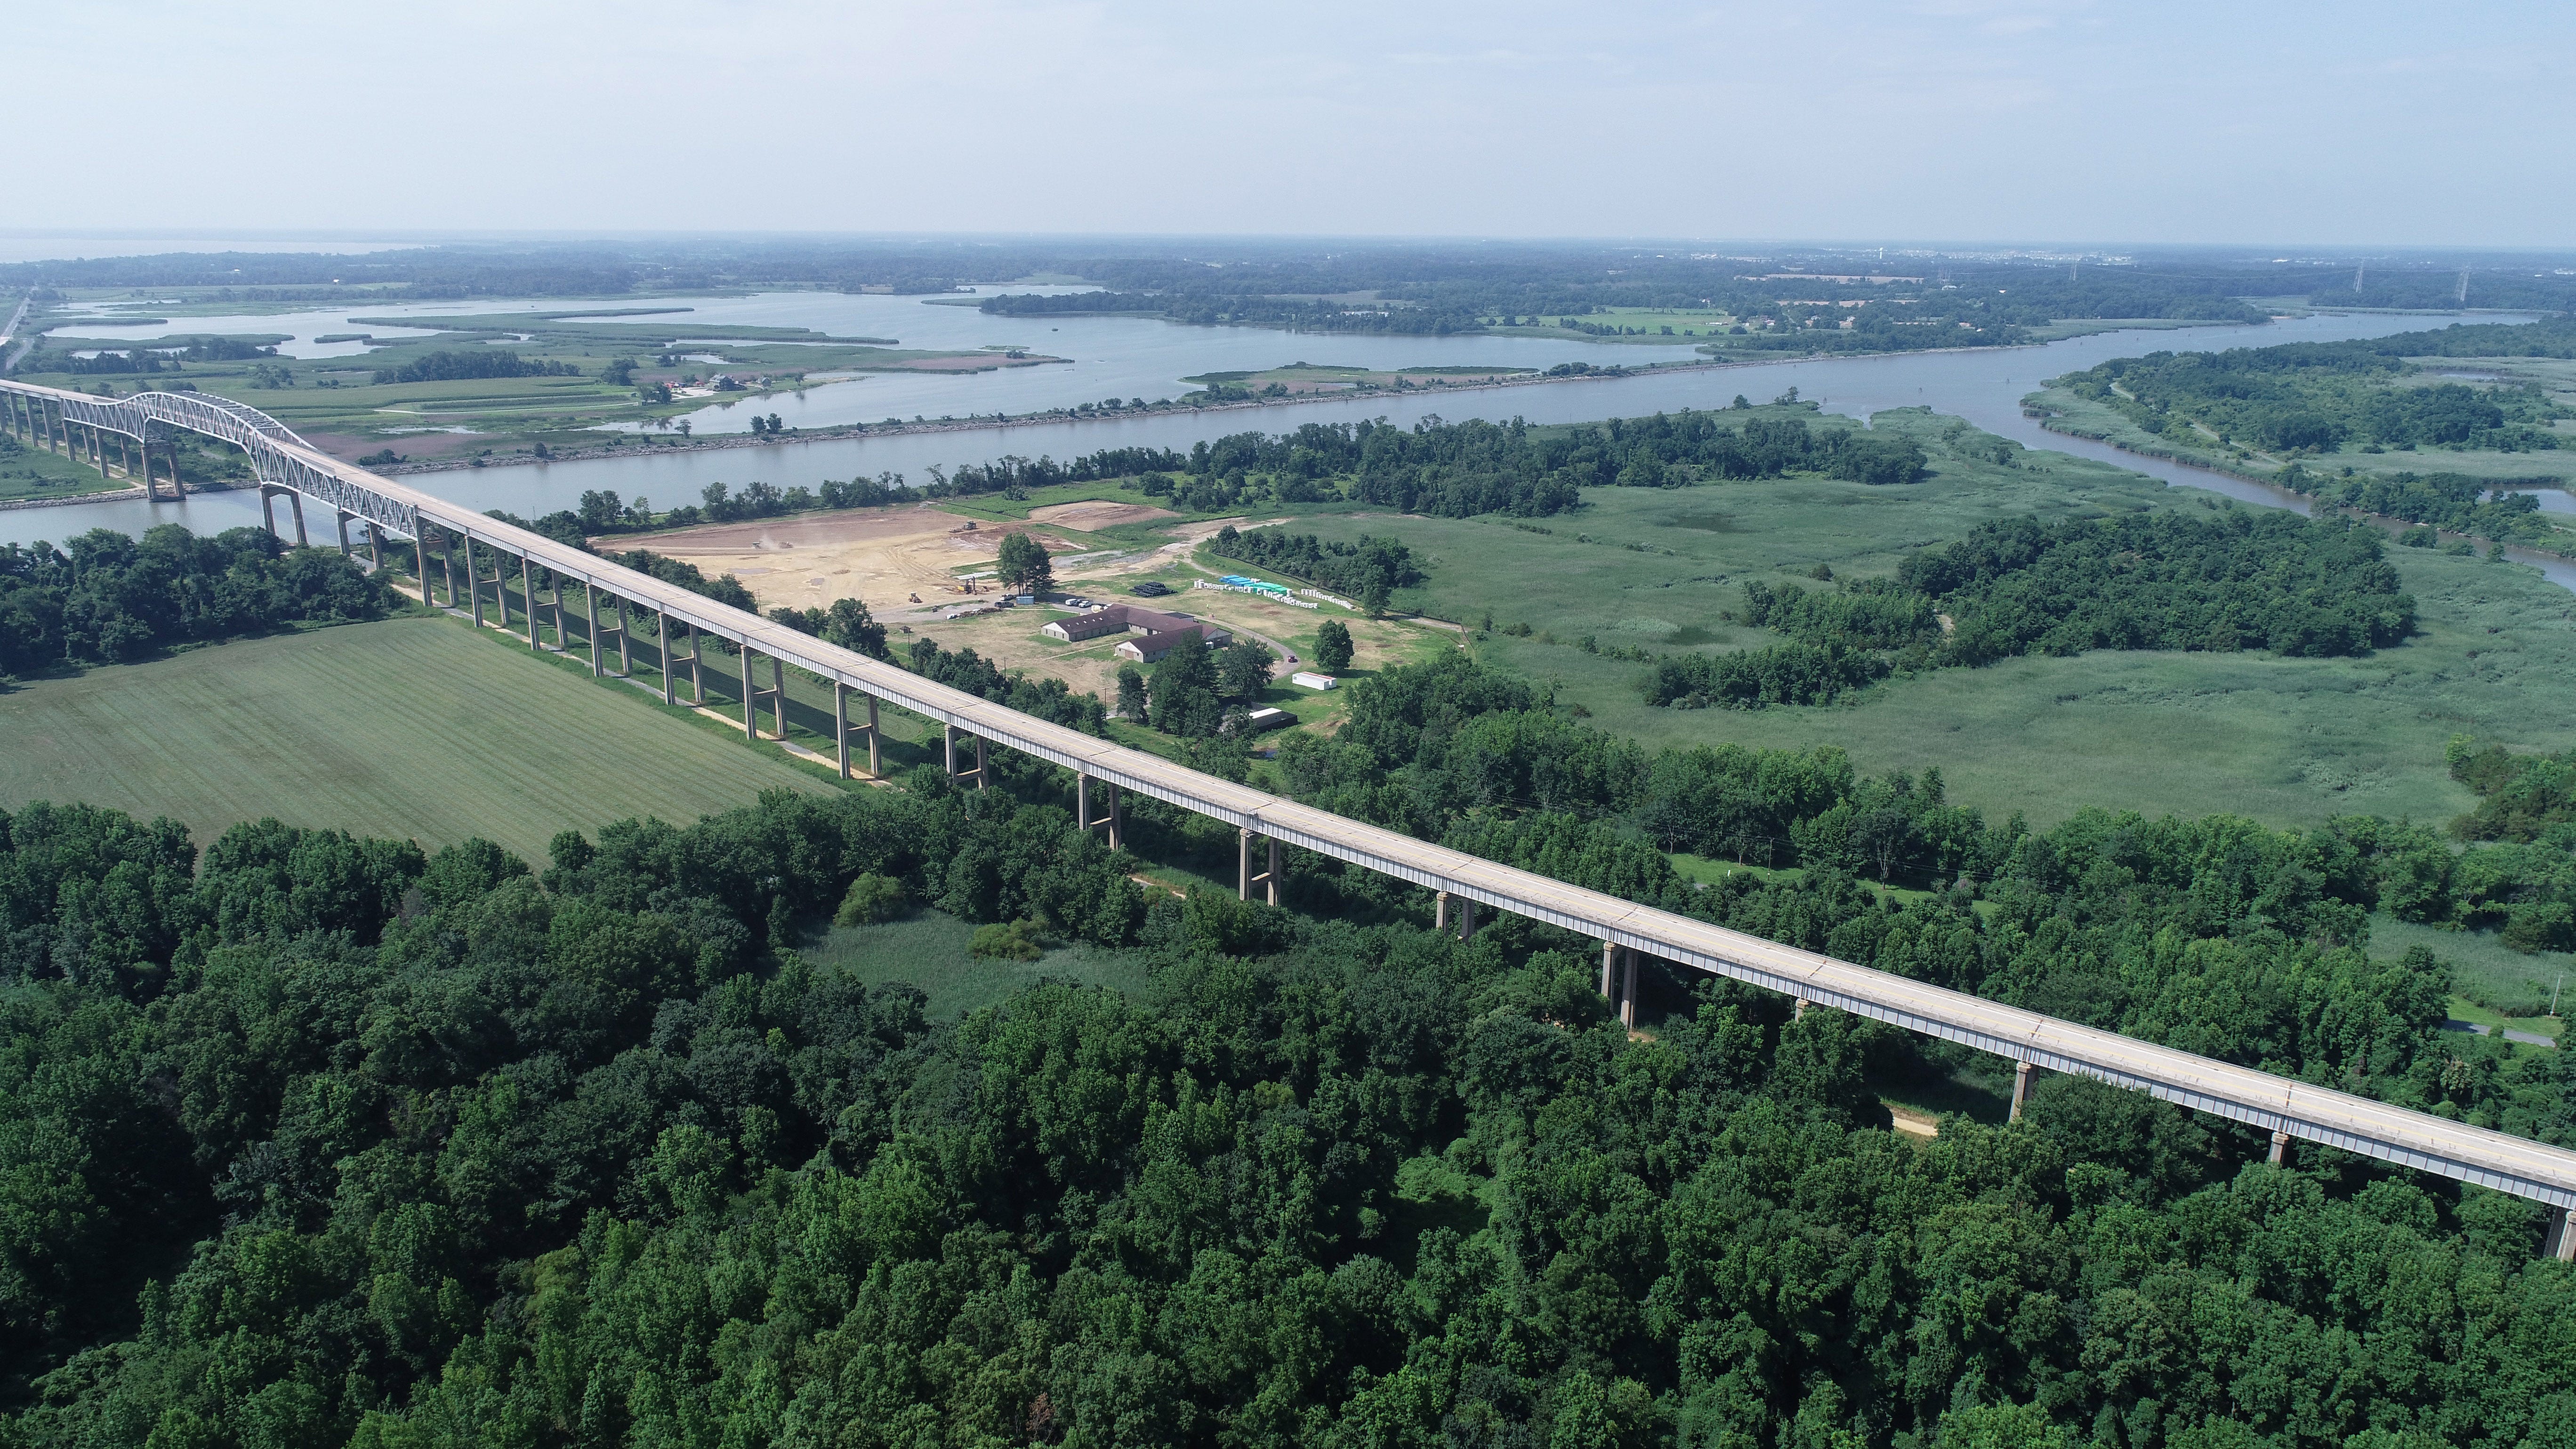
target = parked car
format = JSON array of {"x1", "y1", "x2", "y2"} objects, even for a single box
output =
[{"x1": 1132, "y1": 580, "x2": 1172, "y2": 597}]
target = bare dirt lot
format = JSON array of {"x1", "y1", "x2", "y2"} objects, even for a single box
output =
[
  {"x1": 610, "y1": 506, "x2": 1084, "y2": 613},
  {"x1": 1027, "y1": 500, "x2": 1180, "y2": 530}
]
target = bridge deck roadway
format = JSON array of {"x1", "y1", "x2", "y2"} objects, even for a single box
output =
[{"x1": 14, "y1": 379, "x2": 2576, "y2": 1211}]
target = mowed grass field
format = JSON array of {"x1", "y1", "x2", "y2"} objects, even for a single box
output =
[
  {"x1": 1272, "y1": 409, "x2": 2576, "y2": 829},
  {"x1": 0, "y1": 614, "x2": 831, "y2": 860}
]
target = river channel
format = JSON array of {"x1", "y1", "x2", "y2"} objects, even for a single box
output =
[{"x1": 12, "y1": 309, "x2": 2568, "y2": 592}]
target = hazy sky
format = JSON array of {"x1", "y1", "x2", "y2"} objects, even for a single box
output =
[{"x1": 16, "y1": 0, "x2": 2570, "y2": 246}]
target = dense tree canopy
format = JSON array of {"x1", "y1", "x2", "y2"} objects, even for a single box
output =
[
  {"x1": 0, "y1": 525, "x2": 396, "y2": 675},
  {"x1": 3, "y1": 753, "x2": 2575, "y2": 1447},
  {"x1": 2053, "y1": 318, "x2": 2576, "y2": 462}
]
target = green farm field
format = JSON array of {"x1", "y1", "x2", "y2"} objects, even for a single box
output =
[
  {"x1": 0, "y1": 614, "x2": 832, "y2": 860},
  {"x1": 1252, "y1": 409, "x2": 2576, "y2": 829}
]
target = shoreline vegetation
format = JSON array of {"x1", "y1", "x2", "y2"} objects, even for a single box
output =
[
  {"x1": 367, "y1": 332, "x2": 2193, "y2": 478},
  {"x1": 2027, "y1": 401, "x2": 2576, "y2": 560}
]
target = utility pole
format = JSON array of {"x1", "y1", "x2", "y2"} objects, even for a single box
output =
[{"x1": 2457, "y1": 269, "x2": 2471, "y2": 305}]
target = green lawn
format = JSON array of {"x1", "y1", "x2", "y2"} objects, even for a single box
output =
[
  {"x1": 0, "y1": 434, "x2": 137, "y2": 502},
  {"x1": 799, "y1": 911, "x2": 1157, "y2": 1020},
  {"x1": 1267, "y1": 409, "x2": 2576, "y2": 829},
  {"x1": 0, "y1": 613, "x2": 832, "y2": 860},
  {"x1": 2367, "y1": 911, "x2": 2575, "y2": 1019}
]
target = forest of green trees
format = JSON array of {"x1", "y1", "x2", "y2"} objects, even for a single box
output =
[
  {"x1": 2053, "y1": 317, "x2": 2576, "y2": 459},
  {"x1": 0, "y1": 526, "x2": 397, "y2": 675},
  {"x1": 1638, "y1": 509, "x2": 2415, "y2": 709},
  {"x1": 8, "y1": 710, "x2": 2576, "y2": 1445}
]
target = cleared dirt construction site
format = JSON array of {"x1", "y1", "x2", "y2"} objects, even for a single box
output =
[{"x1": 611, "y1": 506, "x2": 1093, "y2": 613}]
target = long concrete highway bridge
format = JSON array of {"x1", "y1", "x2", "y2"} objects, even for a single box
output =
[{"x1": 13, "y1": 376, "x2": 2576, "y2": 1250}]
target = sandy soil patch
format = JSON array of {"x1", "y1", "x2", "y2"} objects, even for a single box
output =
[
  {"x1": 610, "y1": 507, "x2": 1091, "y2": 614},
  {"x1": 1027, "y1": 499, "x2": 1180, "y2": 530}
]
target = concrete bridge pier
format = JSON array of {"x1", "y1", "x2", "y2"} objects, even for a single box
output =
[
  {"x1": 658, "y1": 615, "x2": 703, "y2": 706},
  {"x1": 1076, "y1": 772, "x2": 1122, "y2": 848},
  {"x1": 1431, "y1": 892, "x2": 1478, "y2": 940},
  {"x1": 944, "y1": 724, "x2": 987, "y2": 787},
  {"x1": 742, "y1": 646, "x2": 787, "y2": 741},
  {"x1": 1601, "y1": 942, "x2": 1641, "y2": 1027},
  {"x1": 1239, "y1": 828, "x2": 1280, "y2": 905},
  {"x1": 833, "y1": 683, "x2": 882, "y2": 779},
  {"x1": 2547, "y1": 1209, "x2": 2576, "y2": 1263},
  {"x1": 2270, "y1": 1130, "x2": 2290, "y2": 1166},
  {"x1": 2011, "y1": 1061, "x2": 2033, "y2": 1122},
  {"x1": 256, "y1": 486, "x2": 306, "y2": 545}
]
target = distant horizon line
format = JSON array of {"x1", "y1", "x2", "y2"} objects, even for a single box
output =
[{"x1": 1, "y1": 228, "x2": 2571, "y2": 259}]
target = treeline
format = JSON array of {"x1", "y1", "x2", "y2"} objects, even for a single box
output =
[
  {"x1": 2056, "y1": 317, "x2": 2576, "y2": 457},
  {"x1": 1641, "y1": 509, "x2": 2415, "y2": 709},
  {"x1": 0, "y1": 525, "x2": 394, "y2": 675},
  {"x1": 1901, "y1": 509, "x2": 2417, "y2": 661},
  {"x1": 1290, "y1": 649, "x2": 2576, "y2": 1008},
  {"x1": 2274, "y1": 464, "x2": 2558, "y2": 543},
  {"x1": 975, "y1": 253, "x2": 2281, "y2": 346},
  {"x1": 1208, "y1": 526, "x2": 1421, "y2": 610},
  {"x1": 902, "y1": 636, "x2": 1110, "y2": 734},
  {"x1": 20, "y1": 336, "x2": 284, "y2": 375},
  {"x1": 369, "y1": 348, "x2": 587, "y2": 385}
]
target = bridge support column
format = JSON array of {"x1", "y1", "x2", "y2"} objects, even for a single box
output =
[
  {"x1": 1077, "y1": 773, "x2": 1121, "y2": 848},
  {"x1": 2010, "y1": 1061, "x2": 2032, "y2": 1122},
  {"x1": 1601, "y1": 941, "x2": 1618, "y2": 1000},
  {"x1": 366, "y1": 523, "x2": 385, "y2": 572},
  {"x1": 1794, "y1": 997, "x2": 1809, "y2": 1021},
  {"x1": 614, "y1": 598, "x2": 632, "y2": 676},
  {"x1": 864, "y1": 692, "x2": 881, "y2": 775},
  {"x1": 769, "y1": 655, "x2": 786, "y2": 737},
  {"x1": 334, "y1": 510, "x2": 354, "y2": 558},
  {"x1": 2269, "y1": 1131, "x2": 2290, "y2": 1166},
  {"x1": 1458, "y1": 898, "x2": 1477, "y2": 942},
  {"x1": 441, "y1": 533, "x2": 459, "y2": 610},
  {"x1": 682, "y1": 622, "x2": 703, "y2": 704},
  {"x1": 584, "y1": 584, "x2": 603, "y2": 677},
  {"x1": 1238, "y1": 829, "x2": 1280, "y2": 906},
  {"x1": 414, "y1": 533, "x2": 430, "y2": 604},
  {"x1": 834, "y1": 684, "x2": 852, "y2": 777},
  {"x1": 521, "y1": 556, "x2": 537, "y2": 645},
  {"x1": 942, "y1": 725, "x2": 986, "y2": 787},
  {"x1": 282, "y1": 490, "x2": 304, "y2": 543},
  {"x1": 2553, "y1": 1209, "x2": 2576, "y2": 1264},
  {"x1": 741, "y1": 644, "x2": 760, "y2": 740},
  {"x1": 1621, "y1": 945, "x2": 1639, "y2": 1030},
  {"x1": 1435, "y1": 891, "x2": 1449, "y2": 932}
]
